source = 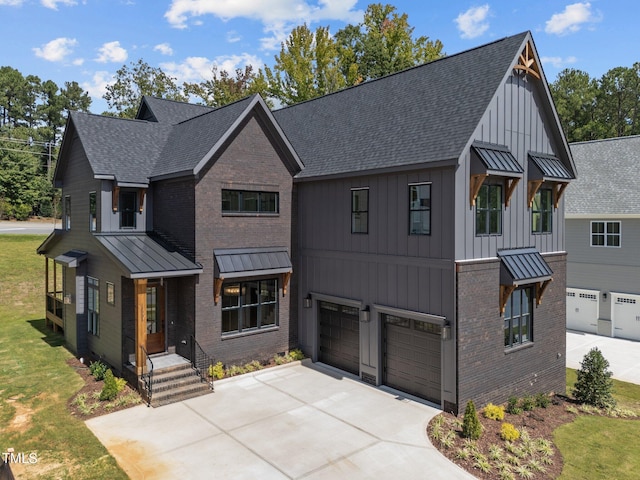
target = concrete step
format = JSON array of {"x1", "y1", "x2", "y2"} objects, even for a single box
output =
[
  {"x1": 151, "y1": 380, "x2": 213, "y2": 407},
  {"x1": 143, "y1": 363, "x2": 213, "y2": 407}
]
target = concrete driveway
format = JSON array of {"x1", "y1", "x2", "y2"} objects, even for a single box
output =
[{"x1": 87, "y1": 360, "x2": 474, "y2": 480}]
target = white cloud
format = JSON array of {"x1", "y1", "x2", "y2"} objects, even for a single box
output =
[
  {"x1": 161, "y1": 53, "x2": 263, "y2": 84},
  {"x1": 541, "y1": 55, "x2": 578, "y2": 69},
  {"x1": 81, "y1": 70, "x2": 113, "y2": 100},
  {"x1": 455, "y1": 5, "x2": 490, "y2": 39},
  {"x1": 0, "y1": 0, "x2": 24, "y2": 6},
  {"x1": 41, "y1": 0, "x2": 77, "y2": 9},
  {"x1": 154, "y1": 43, "x2": 174, "y2": 56},
  {"x1": 95, "y1": 41, "x2": 128, "y2": 63},
  {"x1": 545, "y1": 2, "x2": 600, "y2": 36},
  {"x1": 164, "y1": 0, "x2": 362, "y2": 50},
  {"x1": 33, "y1": 37, "x2": 78, "y2": 62},
  {"x1": 227, "y1": 30, "x2": 242, "y2": 43},
  {"x1": 72, "y1": 57, "x2": 85, "y2": 66}
]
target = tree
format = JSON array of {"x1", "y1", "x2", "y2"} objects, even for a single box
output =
[
  {"x1": 550, "y1": 69, "x2": 602, "y2": 142},
  {"x1": 61, "y1": 81, "x2": 92, "y2": 113},
  {"x1": 335, "y1": 3, "x2": 444, "y2": 82},
  {"x1": 597, "y1": 65, "x2": 640, "y2": 138},
  {"x1": 184, "y1": 65, "x2": 270, "y2": 108},
  {"x1": 104, "y1": 59, "x2": 187, "y2": 118},
  {"x1": 264, "y1": 24, "x2": 347, "y2": 105},
  {"x1": 461, "y1": 399, "x2": 482, "y2": 439},
  {"x1": 0, "y1": 66, "x2": 27, "y2": 128},
  {"x1": 573, "y1": 347, "x2": 616, "y2": 408}
]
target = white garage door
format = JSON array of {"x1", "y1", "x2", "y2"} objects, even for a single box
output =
[
  {"x1": 566, "y1": 288, "x2": 599, "y2": 334},
  {"x1": 612, "y1": 293, "x2": 640, "y2": 341}
]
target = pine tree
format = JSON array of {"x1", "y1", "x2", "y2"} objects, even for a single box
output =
[
  {"x1": 573, "y1": 347, "x2": 616, "y2": 408},
  {"x1": 462, "y1": 400, "x2": 482, "y2": 439}
]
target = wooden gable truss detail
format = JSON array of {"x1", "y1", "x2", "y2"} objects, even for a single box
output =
[{"x1": 513, "y1": 41, "x2": 541, "y2": 80}]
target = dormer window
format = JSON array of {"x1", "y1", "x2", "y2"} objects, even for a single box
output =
[{"x1": 120, "y1": 190, "x2": 137, "y2": 228}]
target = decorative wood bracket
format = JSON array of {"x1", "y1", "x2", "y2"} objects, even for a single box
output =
[
  {"x1": 500, "y1": 284, "x2": 517, "y2": 315},
  {"x1": 513, "y1": 41, "x2": 541, "y2": 79},
  {"x1": 470, "y1": 173, "x2": 489, "y2": 207},
  {"x1": 553, "y1": 182, "x2": 569, "y2": 209},
  {"x1": 213, "y1": 277, "x2": 224, "y2": 305},
  {"x1": 504, "y1": 177, "x2": 520, "y2": 207},
  {"x1": 527, "y1": 180, "x2": 544, "y2": 208},
  {"x1": 112, "y1": 185, "x2": 120, "y2": 212},
  {"x1": 536, "y1": 278, "x2": 553, "y2": 306},
  {"x1": 282, "y1": 271, "x2": 292, "y2": 297},
  {"x1": 138, "y1": 188, "x2": 146, "y2": 213}
]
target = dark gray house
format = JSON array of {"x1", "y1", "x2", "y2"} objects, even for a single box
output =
[
  {"x1": 566, "y1": 135, "x2": 640, "y2": 341},
  {"x1": 38, "y1": 31, "x2": 574, "y2": 413}
]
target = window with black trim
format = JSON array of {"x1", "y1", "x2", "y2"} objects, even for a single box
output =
[
  {"x1": 221, "y1": 279, "x2": 278, "y2": 335},
  {"x1": 222, "y1": 190, "x2": 279, "y2": 214},
  {"x1": 89, "y1": 192, "x2": 97, "y2": 232},
  {"x1": 476, "y1": 184, "x2": 502, "y2": 235},
  {"x1": 64, "y1": 195, "x2": 71, "y2": 230},
  {"x1": 591, "y1": 221, "x2": 621, "y2": 247},
  {"x1": 88, "y1": 276, "x2": 99, "y2": 335},
  {"x1": 409, "y1": 183, "x2": 431, "y2": 235},
  {"x1": 532, "y1": 188, "x2": 552, "y2": 233},
  {"x1": 351, "y1": 188, "x2": 368, "y2": 234},
  {"x1": 504, "y1": 286, "x2": 532, "y2": 348},
  {"x1": 119, "y1": 191, "x2": 137, "y2": 228}
]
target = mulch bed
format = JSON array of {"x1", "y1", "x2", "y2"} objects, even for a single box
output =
[{"x1": 428, "y1": 395, "x2": 580, "y2": 479}]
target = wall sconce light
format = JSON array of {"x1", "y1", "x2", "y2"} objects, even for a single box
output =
[
  {"x1": 361, "y1": 306, "x2": 370, "y2": 323},
  {"x1": 602, "y1": 292, "x2": 607, "y2": 300},
  {"x1": 303, "y1": 296, "x2": 312, "y2": 309},
  {"x1": 441, "y1": 325, "x2": 451, "y2": 341}
]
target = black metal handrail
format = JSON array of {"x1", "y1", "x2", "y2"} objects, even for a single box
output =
[
  {"x1": 190, "y1": 335, "x2": 214, "y2": 391},
  {"x1": 140, "y1": 344, "x2": 154, "y2": 407}
]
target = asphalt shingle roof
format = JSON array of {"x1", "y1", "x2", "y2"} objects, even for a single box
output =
[
  {"x1": 139, "y1": 96, "x2": 215, "y2": 124},
  {"x1": 566, "y1": 135, "x2": 640, "y2": 215},
  {"x1": 274, "y1": 32, "x2": 529, "y2": 179}
]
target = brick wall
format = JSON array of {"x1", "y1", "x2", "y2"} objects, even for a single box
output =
[{"x1": 456, "y1": 253, "x2": 567, "y2": 413}]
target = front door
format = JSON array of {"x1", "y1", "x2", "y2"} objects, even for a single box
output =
[{"x1": 146, "y1": 282, "x2": 165, "y2": 354}]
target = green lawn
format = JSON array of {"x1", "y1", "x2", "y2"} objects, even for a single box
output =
[
  {"x1": 0, "y1": 235, "x2": 127, "y2": 479},
  {"x1": 557, "y1": 369, "x2": 640, "y2": 479}
]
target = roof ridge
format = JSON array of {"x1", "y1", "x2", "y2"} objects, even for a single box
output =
[
  {"x1": 174, "y1": 94, "x2": 256, "y2": 125},
  {"x1": 72, "y1": 110, "x2": 153, "y2": 125},
  {"x1": 570, "y1": 134, "x2": 640, "y2": 146}
]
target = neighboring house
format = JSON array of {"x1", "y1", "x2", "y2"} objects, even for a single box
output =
[
  {"x1": 565, "y1": 135, "x2": 640, "y2": 341},
  {"x1": 38, "y1": 31, "x2": 575, "y2": 413}
]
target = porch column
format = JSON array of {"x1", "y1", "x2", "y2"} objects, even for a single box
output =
[{"x1": 134, "y1": 278, "x2": 148, "y2": 375}]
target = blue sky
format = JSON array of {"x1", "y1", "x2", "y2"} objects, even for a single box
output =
[{"x1": 1, "y1": 0, "x2": 637, "y2": 114}]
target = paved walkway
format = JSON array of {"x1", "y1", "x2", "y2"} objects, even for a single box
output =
[
  {"x1": 566, "y1": 330, "x2": 640, "y2": 384},
  {"x1": 87, "y1": 360, "x2": 474, "y2": 480}
]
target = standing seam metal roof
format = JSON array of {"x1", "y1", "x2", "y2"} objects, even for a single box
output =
[{"x1": 498, "y1": 248, "x2": 553, "y2": 284}]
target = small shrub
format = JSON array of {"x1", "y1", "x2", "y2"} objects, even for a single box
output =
[
  {"x1": 99, "y1": 369, "x2": 119, "y2": 401},
  {"x1": 506, "y1": 396, "x2": 522, "y2": 415},
  {"x1": 474, "y1": 459, "x2": 492, "y2": 474},
  {"x1": 528, "y1": 459, "x2": 546, "y2": 473},
  {"x1": 456, "y1": 448, "x2": 471, "y2": 460},
  {"x1": 514, "y1": 465, "x2": 533, "y2": 479},
  {"x1": 573, "y1": 347, "x2": 616, "y2": 408},
  {"x1": 288, "y1": 349, "x2": 305, "y2": 361},
  {"x1": 488, "y1": 444, "x2": 505, "y2": 461},
  {"x1": 483, "y1": 403, "x2": 505, "y2": 420},
  {"x1": 89, "y1": 360, "x2": 108, "y2": 381},
  {"x1": 521, "y1": 395, "x2": 536, "y2": 411},
  {"x1": 245, "y1": 360, "x2": 263, "y2": 372},
  {"x1": 462, "y1": 400, "x2": 483, "y2": 440},
  {"x1": 500, "y1": 422, "x2": 520, "y2": 442},
  {"x1": 440, "y1": 430, "x2": 456, "y2": 449},
  {"x1": 226, "y1": 364, "x2": 246, "y2": 377},
  {"x1": 115, "y1": 376, "x2": 127, "y2": 393},
  {"x1": 208, "y1": 362, "x2": 225, "y2": 379},
  {"x1": 535, "y1": 392, "x2": 551, "y2": 408},
  {"x1": 565, "y1": 405, "x2": 579, "y2": 414}
]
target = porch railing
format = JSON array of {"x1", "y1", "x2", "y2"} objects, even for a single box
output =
[
  {"x1": 45, "y1": 291, "x2": 64, "y2": 329},
  {"x1": 140, "y1": 344, "x2": 154, "y2": 407},
  {"x1": 190, "y1": 335, "x2": 214, "y2": 391}
]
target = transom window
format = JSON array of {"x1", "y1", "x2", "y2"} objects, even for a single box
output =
[
  {"x1": 476, "y1": 184, "x2": 502, "y2": 235},
  {"x1": 532, "y1": 188, "x2": 552, "y2": 234},
  {"x1": 119, "y1": 191, "x2": 137, "y2": 228},
  {"x1": 351, "y1": 188, "x2": 369, "y2": 234},
  {"x1": 591, "y1": 221, "x2": 621, "y2": 247},
  {"x1": 64, "y1": 195, "x2": 71, "y2": 230},
  {"x1": 504, "y1": 287, "x2": 532, "y2": 348},
  {"x1": 89, "y1": 192, "x2": 97, "y2": 232},
  {"x1": 221, "y1": 279, "x2": 278, "y2": 335},
  {"x1": 88, "y1": 276, "x2": 99, "y2": 336},
  {"x1": 409, "y1": 183, "x2": 431, "y2": 235},
  {"x1": 222, "y1": 190, "x2": 279, "y2": 214}
]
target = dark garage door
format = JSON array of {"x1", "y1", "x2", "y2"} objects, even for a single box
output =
[
  {"x1": 319, "y1": 301, "x2": 360, "y2": 375},
  {"x1": 384, "y1": 314, "x2": 441, "y2": 404}
]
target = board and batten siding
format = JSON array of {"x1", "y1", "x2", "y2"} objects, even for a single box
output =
[{"x1": 455, "y1": 72, "x2": 568, "y2": 261}]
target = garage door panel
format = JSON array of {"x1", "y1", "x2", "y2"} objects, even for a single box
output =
[
  {"x1": 612, "y1": 293, "x2": 640, "y2": 341},
  {"x1": 319, "y1": 301, "x2": 360, "y2": 375},
  {"x1": 566, "y1": 288, "x2": 599, "y2": 334}
]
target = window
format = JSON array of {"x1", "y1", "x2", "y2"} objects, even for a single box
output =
[
  {"x1": 106, "y1": 281, "x2": 115, "y2": 306},
  {"x1": 351, "y1": 188, "x2": 369, "y2": 233},
  {"x1": 89, "y1": 192, "x2": 97, "y2": 232},
  {"x1": 532, "y1": 189, "x2": 552, "y2": 233},
  {"x1": 409, "y1": 183, "x2": 431, "y2": 235},
  {"x1": 222, "y1": 190, "x2": 279, "y2": 214},
  {"x1": 88, "y1": 277, "x2": 99, "y2": 335},
  {"x1": 119, "y1": 191, "x2": 137, "y2": 228},
  {"x1": 476, "y1": 184, "x2": 502, "y2": 235},
  {"x1": 64, "y1": 196, "x2": 71, "y2": 230},
  {"x1": 591, "y1": 221, "x2": 621, "y2": 247},
  {"x1": 504, "y1": 287, "x2": 532, "y2": 348},
  {"x1": 221, "y1": 279, "x2": 278, "y2": 335}
]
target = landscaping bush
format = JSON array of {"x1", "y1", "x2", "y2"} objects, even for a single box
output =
[
  {"x1": 506, "y1": 396, "x2": 523, "y2": 415},
  {"x1": 521, "y1": 395, "x2": 536, "y2": 411},
  {"x1": 483, "y1": 403, "x2": 505, "y2": 421},
  {"x1": 462, "y1": 400, "x2": 483, "y2": 440},
  {"x1": 535, "y1": 392, "x2": 551, "y2": 408},
  {"x1": 99, "y1": 369, "x2": 119, "y2": 401},
  {"x1": 89, "y1": 360, "x2": 108, "y2": 381},
  {"x1": 208, "y1": 362, "x2": 225, "y2": 380},
  {"x1": 500, "y1": 422, "x2": 520, "y2": 441},
  {"x1": 573, "y1": 347, "x2": 616, "y2": 408}
]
